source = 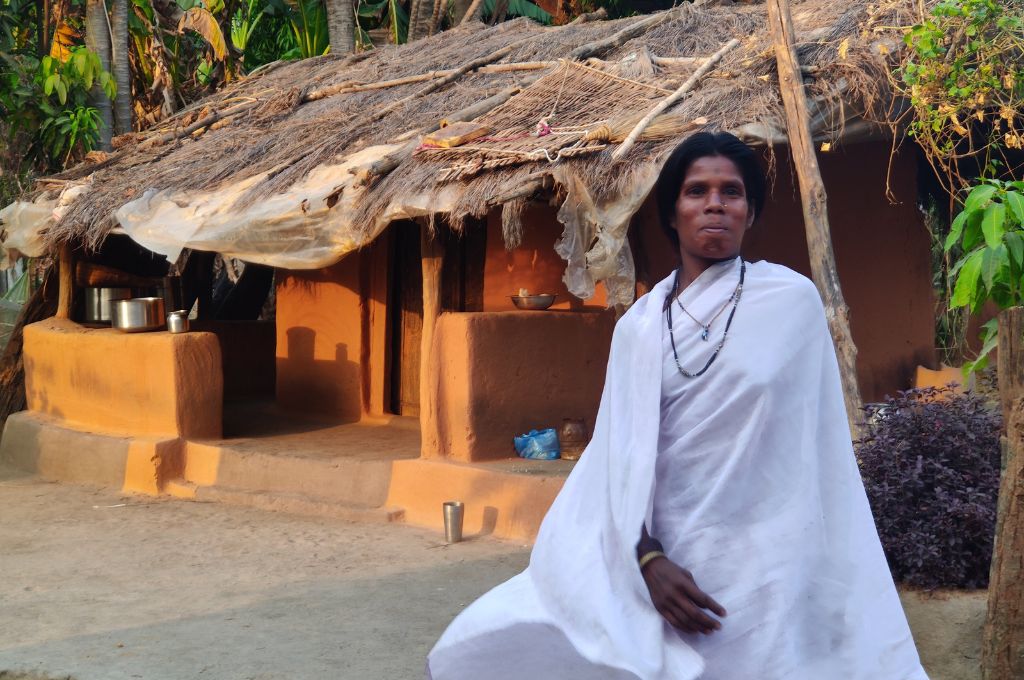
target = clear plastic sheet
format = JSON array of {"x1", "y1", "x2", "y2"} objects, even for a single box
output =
[
  {"x1": 0, "y1": 195, "x2": 56, "y2": 262},
  {"x1": 553, "y1": 164, "x2": 658, "y2": 308}
]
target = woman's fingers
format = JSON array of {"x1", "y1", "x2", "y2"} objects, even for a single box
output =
[
  {"x1": 676, "y1": 596, "x2": 721, "y2": 633},
  {"x1": 679, "y1": 574, "x2": 728, "y2": 618}
]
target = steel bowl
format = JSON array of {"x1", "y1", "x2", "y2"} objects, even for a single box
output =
[
  {"x1": 510, "y1": 294, "x2": 556, "y2": 310},
  {"x1": 83, "y1": 287, "x2": 133, "y2": 323},
  {"x1": 111, "y1": 297, "x2": 166, "y2": 333}
]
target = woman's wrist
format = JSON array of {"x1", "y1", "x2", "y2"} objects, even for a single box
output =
[{"x1": 638, "y1": 550, "x2": 667, "y2": 571}]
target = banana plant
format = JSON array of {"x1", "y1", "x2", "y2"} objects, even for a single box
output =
[{"x1": 230, "y1": 0, "x2": 266, "y2": 59}]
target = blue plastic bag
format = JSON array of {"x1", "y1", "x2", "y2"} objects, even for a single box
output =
[{"x1": 513, "y1": 428, "x2": 561, "y2": 460}]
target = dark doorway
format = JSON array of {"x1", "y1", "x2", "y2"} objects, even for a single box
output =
[{"x1": 387, "y1": 222, "x2": 423, "y2": 416}]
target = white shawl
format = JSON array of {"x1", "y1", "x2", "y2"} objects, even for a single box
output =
[{"x1": 427, "y1": 260, "x2": 927, "y2": 680}]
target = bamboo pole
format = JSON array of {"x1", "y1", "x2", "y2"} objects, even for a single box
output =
[
  {"x1": 766, "y1": 0, "x2": 863, "y2": 434},
  {"x1": 982, "y1": 307, "x2": 1024, "y2": 680},
  {"x1": 612, "y1": 38, "x2": 739, "y2": 161}
]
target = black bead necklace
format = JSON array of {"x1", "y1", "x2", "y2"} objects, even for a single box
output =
[{"x1": 666, "y1": 260, "x2": 745, "y2": 378}]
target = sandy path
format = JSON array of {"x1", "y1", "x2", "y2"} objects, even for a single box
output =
[{"x1": 0, "y1": 468, "x2": 529, "y2": 680}]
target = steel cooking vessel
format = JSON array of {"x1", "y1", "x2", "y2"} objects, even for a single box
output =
[
  {"x1": 83, "y1": 287, "x2": 132, "y2": 323},
  {"x1": 111, "y1": 297, "x2": 165, "y2": 333}
]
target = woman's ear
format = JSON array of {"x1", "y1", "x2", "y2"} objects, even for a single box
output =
[{"x1": 745, "y1": 206, "x2": 756, "y2": 230}]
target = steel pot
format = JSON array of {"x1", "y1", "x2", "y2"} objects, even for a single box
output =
[
  {"x1": 83, "y1": 287, "x2": 132, "y2": 323},
  {"x1": 111, "y1": 297, "x2": 166, "y2": 333}
]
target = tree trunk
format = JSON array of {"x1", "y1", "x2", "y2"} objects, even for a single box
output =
[
  {"x1": 765, "y1": 0, "x2": 862, "y2": 435},
  {"x1": 408, "y1": 0, "x2": 434, "y2": 41},
  {"x1": 982, "y1": 307, "x2": 1024, "y2": 680},
  {"x1": 36, "y1": 0, "x2": 51, "y2": 58},
  {"x1": 111, "y1": 0, "x2": 132, "y2": 134},
  {"x1": 451, "y1": 0, "x2": 473, "y2": 23},
  {"x1": 84, "y1": 0, "x2": 113, "y2": 150},
  {"x1": 325, "y1": 0, "x2": 355, "y2": 53}
]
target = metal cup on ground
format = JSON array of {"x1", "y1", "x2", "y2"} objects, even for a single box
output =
[{"x1": 443, "y1": 501, "x2": 465, "y2": 543}]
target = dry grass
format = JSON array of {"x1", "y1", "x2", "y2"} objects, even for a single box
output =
[{"x1": 35, "y1": 0, "x2": 934, "y2": 252}]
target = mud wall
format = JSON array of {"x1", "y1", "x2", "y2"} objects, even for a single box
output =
[
  {"x1": 423, "y1": 310, "x2": 615, "y2": 462},
  {"x1": 482, "y1": 206, "x2": 609, "y2": 311}
]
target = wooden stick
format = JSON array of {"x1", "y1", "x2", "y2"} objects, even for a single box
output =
[
  {"x1": 570, "y1": 7, "x2": 607, "y2": 23},
  {"x1": 460, "y1": 0, "x2": 484, "y2": 25},
  {"x1": 303, "y1": 61, "x2": 553, "y2": 102},
  {"x1": 56, "y1": 244, "x2": 74, "y2": 320},
  {"x1": 612, "y1": 38, "x2": 739, "y2": 161},
  {"x1": 486, "y1": 172, "x2": 550, "y2": 207},
  {"x1": 983, "y1": 307, "x2": 1024, "y2": 680},
  {"x1": 766, "y1": 0, "x2": 862, "y2": 433},
  {"x1": 351, "y1": 84, "x2": 525, "y2": 185},
  {"x1": 569, "y1": 6, "x2": 683, "y2": 61}
]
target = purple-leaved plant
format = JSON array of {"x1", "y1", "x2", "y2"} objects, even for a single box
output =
[{"x1": 856, "y1": 386, "x2": 1001, "y2": 589}]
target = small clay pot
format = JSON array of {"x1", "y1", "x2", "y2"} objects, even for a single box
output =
[{"x1": 558, "y1": 418, "x2": 589, "y2": 461}]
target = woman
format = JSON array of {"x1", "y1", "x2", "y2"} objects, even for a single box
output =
[{"x1": 427, "y1": 132, "x2": 927, "y2": 680}]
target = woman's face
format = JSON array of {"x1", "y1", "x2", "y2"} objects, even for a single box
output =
[{"x1": 672, "y1": 155, "x2": 755, "y2": 263}]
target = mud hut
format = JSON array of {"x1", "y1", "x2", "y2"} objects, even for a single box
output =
[{"x1": 0, "y1": 0, "x2": 939, "y2": 539}]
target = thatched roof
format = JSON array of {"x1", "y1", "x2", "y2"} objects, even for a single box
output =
[{"x1": 1, "y1": 0, "x2": 926, "y2": 305}]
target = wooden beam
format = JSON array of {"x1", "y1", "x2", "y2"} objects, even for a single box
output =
[
  {"x1": 766, "y1": 0, "x2": 863, "y2": 434},
  {"x1": 983, "y1": 307, "x2": 1024, "y2": 680},
  {"x1": 56, "y1": 244, "x2": 74, "y2": 320},
  {"x1": 419, "y1": 225, "x2": 444, "y2": 454},
  {"x1": 75, "y1": 261, "x2": 164, "y2": 289}
]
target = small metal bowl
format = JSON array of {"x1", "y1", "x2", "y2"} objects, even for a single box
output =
[{"x1": 511, "y1": 294, "x2": 556, "y2": 310}]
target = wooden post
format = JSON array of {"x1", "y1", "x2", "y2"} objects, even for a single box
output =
[
  {"x1": 982, "y1": 307, "x2": 1024, "y2": 680},
  {"x1": 56, "y1": 244, "x2": 74, "y2": 320},
  {"x1": 419, "y1": 225, "x2": 444, "y2": 452},
  {"x1": 766, "y1": 0, "x2": 863, "y2": 435}
]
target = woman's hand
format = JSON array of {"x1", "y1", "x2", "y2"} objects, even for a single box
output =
[{"x1": 641, "y1": 556, "x2": 726, "y2": 634}]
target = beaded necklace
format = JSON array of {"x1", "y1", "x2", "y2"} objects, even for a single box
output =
[{"x1": 666, "y1": 260, "x2": 745, "y2": 378}]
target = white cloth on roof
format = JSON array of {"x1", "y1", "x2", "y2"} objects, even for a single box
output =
[{"x1": 427, "y1": 258, "x2": 928, "y2": 680}]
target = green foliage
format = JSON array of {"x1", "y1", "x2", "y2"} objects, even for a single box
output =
[
  {"x1": 945, "y1": 179, "x2": 1024, "y2": 373},
  {"x1": 1, "y1": 41, "x2": 116, "y2": 172},
  {"x1": 264, "y1": 0, "x2": 328, "y2": 58},
  {"x1": 896, "y1": 0, "x2": 1024, "y2": 191}
]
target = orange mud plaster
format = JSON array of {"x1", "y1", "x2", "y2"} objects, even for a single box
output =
[{"x1": 23, "y1": 318, "x2": 223, "y2": 439}]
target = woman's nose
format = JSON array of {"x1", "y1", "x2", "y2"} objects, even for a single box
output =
[{"x1": 705, "y1": 192, "x2": 726, "y2": 212}]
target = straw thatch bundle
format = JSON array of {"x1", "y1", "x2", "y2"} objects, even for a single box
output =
[{"x1": 4, "y1": 0, "x2": 933, "y2": 295}]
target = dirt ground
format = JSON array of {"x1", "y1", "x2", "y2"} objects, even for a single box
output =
[{"x1": 0, "y1": 466, "x2": 985, "y2": 680}]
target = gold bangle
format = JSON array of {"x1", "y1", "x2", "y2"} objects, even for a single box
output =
[{"x1": 638, "y1": 550, "x2": 666, "y2": 570}]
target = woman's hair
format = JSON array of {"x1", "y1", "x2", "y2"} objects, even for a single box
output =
[{"x1": 654, "y1": 131, "x2": 767, "y2": 250}]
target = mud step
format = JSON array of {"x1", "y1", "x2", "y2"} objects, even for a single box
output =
[
  {"x1": 183, "y1": 441, "x2": 401, "y2": 508},
  {"x1": 168, "y1": 479, "x2": 405, "y2": 523}
]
